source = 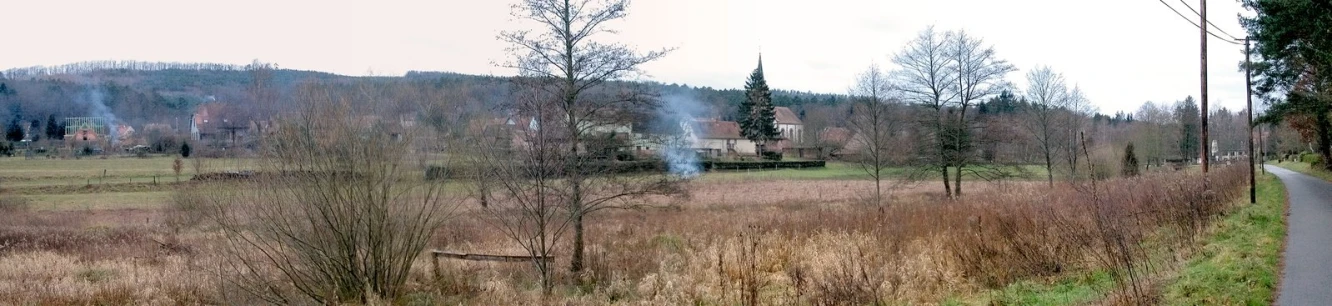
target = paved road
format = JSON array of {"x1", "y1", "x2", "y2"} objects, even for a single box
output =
[{"x1": 1271, "y1": 165, "x2": 1332, "y2": 306}]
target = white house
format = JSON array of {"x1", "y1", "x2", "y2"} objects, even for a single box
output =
[{"x1": 773, "y1": 107, "x2": 803, "y2": 146}]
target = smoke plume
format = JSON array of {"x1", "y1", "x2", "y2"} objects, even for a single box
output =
[
  {"x1": 83, "y1": 85, "x2": 119, "y2": 145},
  {"x1": 657, "y1": 92, "x2": 704, "y2": 178}
]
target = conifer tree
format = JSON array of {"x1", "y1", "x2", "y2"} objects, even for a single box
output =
[{"x1": 739, "y1": 55, "x2": 778, "y2": 153}]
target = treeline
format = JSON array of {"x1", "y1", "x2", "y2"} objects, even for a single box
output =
[{"x1": 2, "y1": 60, "x2": 245, "y2": 79}]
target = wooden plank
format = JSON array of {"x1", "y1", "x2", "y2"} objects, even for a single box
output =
[{"x1": 431, "y1": 250, "x2": 553, "y2": 263}]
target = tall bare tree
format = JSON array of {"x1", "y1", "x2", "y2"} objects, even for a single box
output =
[
  {"x1": 1022, "y1": 66, "x2": 1080, "y2": 186},
  {"x1": 893, "y1": 26, "x2": 957, "y2": 197},
  {"x1": 497, "y1": 0, "x2": 682, "y2": 279},
  {"x1": 893, "y1": 27, "x2": 1014, "y2": 198},
  {"x1": 1054, "y1": 88, "x2": 1092, "y2": 178},
  {"x1": 847, "y1": 64, "x2": 905, "y2": 206},
  {"x1": 945, "y1": 29, "x2": 1016, "y2": 196}
]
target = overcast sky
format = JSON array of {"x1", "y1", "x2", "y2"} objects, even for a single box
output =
[{"x1": 2, "y1": 0, "x2": 1255, "y2": 114}]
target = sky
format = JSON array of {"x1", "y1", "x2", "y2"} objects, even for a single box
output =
[{"x1": 1, "y1": 0, "x2": 1256, "y2": 114}]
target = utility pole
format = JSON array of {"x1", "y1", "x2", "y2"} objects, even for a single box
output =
[
  {"x1": 1200, "y1": 0, "x2": 1210, "y2": 173},
  {"x1": 1246, "y1": 37, "x2": 1256, "y2": 204}
]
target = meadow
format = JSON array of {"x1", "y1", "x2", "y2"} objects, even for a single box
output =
[{"x1": 0, "y1": 155, "x2": 1256, "y2": 305}]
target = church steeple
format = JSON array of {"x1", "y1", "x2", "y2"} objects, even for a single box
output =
[{"x1": 756, "y1": 53, "x2": 764, "y2": 74}]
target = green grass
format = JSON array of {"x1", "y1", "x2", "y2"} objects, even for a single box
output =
[
  {"x1": 1161, "y1": 173, "x2": 1286, "y2": 305},
  {"x1": 21, "y1": 191, "x2": 174, "y2": 211},
  {"x1": 0, "y1": 156, "x2": 253, "y2": 181},
  {"x1": 988, "y1": 270, "x2": 1118, "y2": 306},
  {"x1": 0, "y1": 156, "x2": 257, "y2": 210},
  {"x1": 1273, "y1": 161, "x2": 1332, "y2": 182}
]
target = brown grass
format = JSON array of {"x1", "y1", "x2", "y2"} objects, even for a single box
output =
[{"x1": 0, "y1": 165, "x2": 1249, "y2": 304}]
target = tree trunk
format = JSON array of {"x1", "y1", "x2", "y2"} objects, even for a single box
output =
[
  {"x1": 941, "y1": 166, "x2": 952, "y2": 198},
  {"x1": 1044, "y1": 149, "x2": 1054, "y2": 187},
  {"x1": 953, "y1": 163, "x2": 963, "y2": 197},
  {"x1": 1318, "y1": 111, "x2": 1332, "y2": 171},
  {"x1": 570, "y1": 208, "x2": 585, "y2": 273},
  {"x1": 874, "y1": 174, "x2": 882, "y2": 206}
]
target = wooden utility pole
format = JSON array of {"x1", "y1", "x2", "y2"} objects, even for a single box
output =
[
  {"x1": 1200, "y1": 0, "x2": 1210, "y2": 173},
  {"x1": 1246, "y1": 37, "x2": 1256, "y2": 204}
]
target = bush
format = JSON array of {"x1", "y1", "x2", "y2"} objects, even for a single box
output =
[
  {"x1": 760, "y1": 151, "x2": 783, "y2": 161},
  {"x1": 1301, "y1": 152, "x2": 1323, "y2": 167},
  {"x1": 165, "y1": 189, "x2": 210, "y2": 232}
]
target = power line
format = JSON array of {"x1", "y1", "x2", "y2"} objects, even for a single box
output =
[
  {"x1": 1177, "y1": 0, "x2": 1243, "y2": 41},
  {"x1": 1156, "y1": 0, "x2": 1243, "y2": 45}
]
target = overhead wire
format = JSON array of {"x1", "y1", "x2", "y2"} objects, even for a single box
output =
[
  {"x1": 1176, "y1": 0, "x2": 1244, "y2": 41},
  {"x1": 1156, "y1": 0, "x2": 1243, "y2": 45}
]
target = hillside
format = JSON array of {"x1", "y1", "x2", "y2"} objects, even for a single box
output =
[{"x1": 0, "y1": 61, "x2": 849, "y2": 132}]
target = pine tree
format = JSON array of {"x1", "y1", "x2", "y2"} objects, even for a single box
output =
[
  {"x1": 4, "y1": 118, "x2": 23, "y2": 142},
  {"x1": 738, "y1": 54, "x2": 778, "y2": 154},
  {"x1": 1122, "y1": 142, "x2": 1140, "y2": 177},
  {"x1": 45, "y1": 114, "x2": 62, "y2": 140},
  {"x1": 180, "y1": 142, "x2": 192, "y2": 158}
]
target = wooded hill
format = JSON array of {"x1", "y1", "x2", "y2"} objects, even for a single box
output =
[{"x1": 0, "y1": 61, "x2": 848, "y2": 131}]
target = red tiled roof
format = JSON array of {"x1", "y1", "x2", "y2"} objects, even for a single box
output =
[
  {"x1": 696, "y1": 119, "x2": 744, "y2": 139},
  {"x1": 774, "y1": 107, "x2": 801, "y2": 125}
]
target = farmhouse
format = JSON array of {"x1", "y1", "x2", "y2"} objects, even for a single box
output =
[{"x1": 687, "y1": 119, "x2": 753, "y2": 157}]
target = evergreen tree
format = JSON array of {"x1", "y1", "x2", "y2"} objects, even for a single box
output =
[
  {"x1": 1175, "y1": 96, "x2": 1201, "y2": 160},
  {"x1": 1122, "y1": 142, "x2": 1140, "y2": 177},
  {"x1": 4, "y1": 118, "x2": 23, "y2": 142},
  {"x1": 738, "y1": 54, "x2": 778, "y2": 153},
  {"x1": 180, "y1": 142, "x2": 192, "y2": 158},
  {"x1": 45, "y1": 114, "x2": 62, "y2": 140}
]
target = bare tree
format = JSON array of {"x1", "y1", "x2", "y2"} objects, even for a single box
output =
[
  {"x1": 893, "y1": 27, "x2": 1014, "y2": 198},
  {"x1": 1055, "y1": 88, "x2": 1093, "y2": 178},
  {"x1": 945, "y1": 29, "x2": 1016, "y2": 196},
  {"x1": 498, "y1": 0, "x2": 682, "y2": 280},
  {"x1": 893, "y1": 26, "x2": 957, "y2": 197},
  {"x1": 470, "y1": 82, "x2": 571, "y2": 292},
  {"x1": 847, "y1": 64, "x2": 905, "y2": 206},
  {"x1": 207, "y1": 83, "x2": 460, "y2": 304},
  {"x1": 1021, "y1": 66, "x2": 1078, "y2": 186}
]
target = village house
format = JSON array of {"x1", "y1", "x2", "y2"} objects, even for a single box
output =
[{"x1": 773, "y1": 106, "x2": 803, "y2": 147}]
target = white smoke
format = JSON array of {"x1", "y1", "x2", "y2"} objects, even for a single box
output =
[
  {"x1": 658, "y1": 93, "x2": 704, "y2": 178},
  {"x1": 84, "y1": 85, "x2": 119, "y2": 145}
]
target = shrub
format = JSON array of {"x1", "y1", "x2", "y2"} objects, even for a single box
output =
[
  {"x1": 761, "y1": 151, "x2": 783, "y2": 161},
  {"x1": 180, "y1": 142, "x2": 192, "y2": 158},
  {"x1": 1122, "y1": 142, "x2": 1140, "y2": 177},
  {"x1": 165, "y1": 189, "x2": 210, "y2": 232},
  {"x1": 1301, "y1": 152, "x2": 1323, "y2": 167}
]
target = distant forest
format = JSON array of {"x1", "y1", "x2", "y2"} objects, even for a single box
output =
[{"x1": 0, "y1": 61, "x2": 851, "y2": 133}]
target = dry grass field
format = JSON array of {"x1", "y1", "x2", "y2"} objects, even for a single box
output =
[{"x1": 0, "y1": 156, "x2": 1250, "y2": 305}]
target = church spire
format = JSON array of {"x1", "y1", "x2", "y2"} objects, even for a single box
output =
[{"x1": 756, "y1": 53, "x2": 764, "y2": 74}]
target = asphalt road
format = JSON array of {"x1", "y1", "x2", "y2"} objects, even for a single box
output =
[{"x1": 1271, "y1": 165, "x2": 1332, "y2": 306}]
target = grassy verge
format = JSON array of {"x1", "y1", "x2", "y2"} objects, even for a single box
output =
[
  {"x1": 1273, "y1": 161, "x2": 1332, "y2": 182},
  {"x1": 1161, "y1": 172, "x2": 1286, "y2": 305},
  {"x1": 961, "y1": 173, "x2": 1286, "y2": 305}
]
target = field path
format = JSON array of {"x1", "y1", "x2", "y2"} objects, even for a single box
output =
[{"x1": 1270, "y1": 165, "x2": 1332, "y2": 305}]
